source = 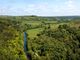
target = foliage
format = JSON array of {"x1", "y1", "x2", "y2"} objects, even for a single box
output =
[{"x1": 0, "y1": 16, "x2": 80, "y2": 60}]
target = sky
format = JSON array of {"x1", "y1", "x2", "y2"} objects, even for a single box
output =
[{"x1": 0, "y1": 0, "x2": 80, "y2": 16}]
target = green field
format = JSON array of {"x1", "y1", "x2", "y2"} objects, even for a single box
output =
[
  {"x1": 27, "y1": 21, "x2": 69, "y2": 38},
  {"x1": 27, "y1": 28, "x2": 43, "y2": 38}
]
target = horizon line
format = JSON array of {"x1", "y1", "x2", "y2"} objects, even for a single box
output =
[{"x1": 0, "y1": 15, "x2": 80, "y2": 17}]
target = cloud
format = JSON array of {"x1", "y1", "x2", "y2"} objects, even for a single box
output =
[
  {"x1": 58, "y1": 0, "x2": 80, "y2": 15},
  {"x1": 65, "y1": 0, "x2": 75, "y2": 8},
  {"x1": 0, "y1": 0, "x2": 80, "y2": 16}
]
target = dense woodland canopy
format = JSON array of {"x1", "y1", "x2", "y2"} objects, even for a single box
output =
[{"x1": 0, "y1": 16, "x2": 80, "y2": 60}]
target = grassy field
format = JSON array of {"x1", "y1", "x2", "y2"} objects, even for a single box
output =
[
  {"x1": 22, "y1": 20, "x2": 80, "y2": 39},
  {"x1": 27, "y1": 28, "x2": 43, "y2": 38},
  {"x1": 26, "y1": 21, "x2": 69, "y2": 38},
  {"x1": 25, "y1": 21, "x2": 68, "y2": 38},
  {"x1": 22, "y1": 21, "x2": 41, "y2": 25}
]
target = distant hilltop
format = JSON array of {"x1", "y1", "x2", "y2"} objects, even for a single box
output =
[{"x1": 0, "y1": 15, "x2": 80, "y2": 21}]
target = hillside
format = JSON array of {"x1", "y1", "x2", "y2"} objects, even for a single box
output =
[{"x1": 0, "y1": 16, "x2": 80, "y2": 60}]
